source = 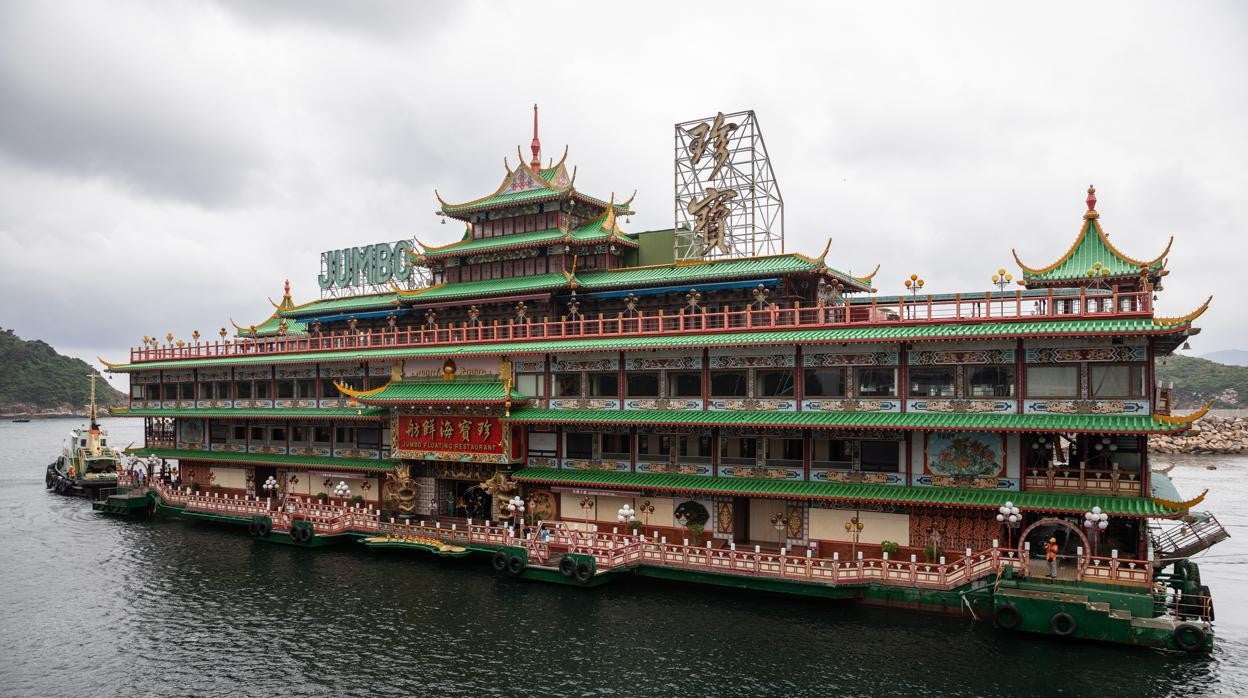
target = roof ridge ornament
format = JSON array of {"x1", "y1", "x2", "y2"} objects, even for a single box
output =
[
  {"x1": 1084, "y1": 184, "x2": 1098, "y2": 220},
  {"x1": 530, "y1": 103, "x2": 541, "y2": 170}
]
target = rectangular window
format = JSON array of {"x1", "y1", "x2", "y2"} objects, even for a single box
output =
[
  {"x1": 626, "y1": 373, "x2": 660, "y2": 398},
  {"x1": 637, "y1": 434, "x2": 670, "y2": 458},
  {"x1": 254, "y1": 381, "x2": 271, "y2": 399},
  {"x1": 336, "y1": 427, "x2": 355, "y2": 445},
  {"x1": 756, "y1": 369, "x2": 795, "y2": 397},
  {"x1": 236, "y1": 381, "x2": 252, "y2": 399},
  {"x1": 321, "y1": 379, "x2": 341, "y2": 398},
  {"x1": 215, "y1": 381, "x2": 232, "y2": 400},
  {"x1": 276, "y1": 380, "x2": 295, "y2": 399},
  {"x1": 198, "y1": 382, "x2": 214, "y2": 399},
  {"x1": 909, "y1": 366, "x2": 956, "y2": 397},
  {"x1": 313, "y1": 426, "x2": 332, "y2": 444},
  {"x1": 516, "y1": 373, "x2": 545, "y2": 398},
  {"x1": 357, "y1": 428, "x2": 380, "y2": 449},
  {"x1": 602, "y1": 433, "x2": 630, "y2": 459},
  {"x1": 1089, "y1": 364, "x2": 1145, "y2": 398},
  {"x1": 710, "y1": 371, "x2": 749, "y2": 397},
  {"x1": 767, "y1": 438, "x2": 804, "y2": 463},
  {"x1": 179, "y1": 383, "x2": 195, "y2": 400},
  {"x1": 296, "y1": 380, "x2": 316, "y2": 399},
  {"x1": 270, "y1": 427, "x2": 287, "y2": 442},
  {"x1": 588, "y1": 372, "x2": 619, "y2": 398},
  {"x1": 553, "y1": 373, "x2": 581, "y2": 397},
  {"x1": 855, "y1": 367, "x2": 896, "y2": 397},
  {"x1": 291, "y1": 426, "x2": 309, "y2": 444},
  {"x1": 566, "y1": 432, "x2": 594, "y2": 459},
  {"x1": 231, "y1": 425, "x2": 246, "y2": 441},
  {"x1": 966, "y1": 366, "x2": 1016, "y2": 398},
  {"x1": 209, "y1": 423, "x2": 229, "y2": 443},
  {"x1": 250, "y1": 426, "x2": 265, "y2": 442},
  {"x1": 804, "y1": 368, "x2": 847, "y2": 397},
  {"x1": 163, "y1": 383, "x2": 179, "y2": 400},
  {"x1": 811, "y1": 439, "x2": 853, "y2": 468},
  {"x1": 860, "y1": 440, "x2": 900, "y2": 472},
  {"x1": 719, "y1": 436, "x2": 758, "y2": 462},
  {"x1": 1026, "y1": 365, "x2": 1079, "y2": 397},
  {"x1": 667, "y1": 371, "x2": 702, "y2": 397}
]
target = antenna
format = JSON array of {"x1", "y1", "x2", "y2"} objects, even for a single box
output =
[{"x1": 88, "y1": 372, "x2": 99, "y2": 430}]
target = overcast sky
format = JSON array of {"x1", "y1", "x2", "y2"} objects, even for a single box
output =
[{"x1": 2, "y1": 1, "x2": 1245, "y2": 389}]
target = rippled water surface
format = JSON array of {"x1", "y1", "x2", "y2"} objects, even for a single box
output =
[{"x1": 1, "y1": 418, "x2": 1245, "y2": 697}]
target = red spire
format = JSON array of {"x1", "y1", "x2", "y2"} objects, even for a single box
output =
[
  {"x1": 1086, "y1": 185, "x2": 1097, "y2": 211},
  {"x1": 530, "y1": 103, "x2": 541, "y2": 170},
  {"x1": 284, "y1": 278, "x2": 291, "y2": 297}
]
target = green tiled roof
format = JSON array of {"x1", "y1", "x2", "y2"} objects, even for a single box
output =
[
  {"x1": 421, "y1": 225, "x2": 637, "y2": 259},
  {"x1": 576, "y1": 254, "x2": 824, "y2": 290},
  {"x1": 352, "y1": 380, "x2": 524, "y2": 404},
  {"x1": 512, "y1": 467, "x2": 1183, "y2": 517},
  {"x1": 240, "y1": 315, "x2": 308, "y2": 337},
  {"x1": 110, "y1": 408, "x2": 388, "y2": 419},
  {"x1": 441, "y1": 187, "x2": 568, "y2": 213},
  {"x1": 127, "y1": 447, "x2": 397, "y2": 473},
  {"x1": 403, "y1": 272, "x2": 571, "y2": 303},
  {"x1": 106, "y1": 318, "x2": 1192, "y2": 372},
  {"x1": 505, "y1": 409, "x2": 1194, "y2": 434},
  {"x1": 1016, "y1": 218, "x2": 1169, "y2": 282},
  {"x1": 284, "y1": 293, "x2": 399, "y2": 319}
]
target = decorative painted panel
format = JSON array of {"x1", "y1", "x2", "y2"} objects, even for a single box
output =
[
  {"x1": 810, "y1": 469, "x2": 905, "y2": 485},
  {"x1": 911, "y1": 474, "x2": 1019, "y2": 490},
  {"x1": 624, "y1": 355, "x2": 701, "y2": 370},
  {"x1": 235, "y1": 367, "x2": 272, "y2": 380},
  {"x1": 513, "y1": 359, "x2": 547, "y2": 373},
  {"x1": 560, "y1": 459, "x2": 631, "y2": 472},
  {"x1": 334, "y1": 447, "x2": 380, "y2": 459},
  {"x1": 527, "y1": 457, "x2": 557, "y2": 468},
  {"x1": 801, "y1": 399, "x2": 901, "y2": 413},
  {"x1": 906, "y1": 399, "x2": 1014, "y2": 413},
  {"x1": 320, "y1": 365, "x2": 365, "y2": 378},
  {"x1": 133, "y1": 372, "x2": 162, "y2": 384},
  {"x1": 213, "y1": 443, "x2": 247, "y2": 453},
  {"x1": 553, "y1": 357, "x2": 617, "y2": 372},
  {"x1": 908, "y1": 349, "x2": 1015, "y2": 365},
  {"x1": 275, "y1": 366, "x2": 315, "y2": 379},
  {"x1": 708, "y1": 354, "x2": 794, "y2": 369},
  {"x1": 803, "y1": 352, "x2": 898, "y2": 367},
  {"x1": 163, "y1": 400, "x2": 195, "y2": 409},
  {"x1": 625, "y1": 398, "x2": 703, "y2": 411},
  {"x1": 318, "y1": 398, "x2": 348, "y2": 408},
  {"x1": 163, "y1": 369, "x2": 195, "y2": 382},
  {"x1": 1024, "y1": 345, "x2": 1146, "y2": 364},
  {"x1": 550, "y1": 398, "x2": 620, "y2": 410},
  {"x1": 719, "y1": 465, "x2": 801, "y2": 480},
  {"x1": 368, "y1": 363, "x2": 392, "y2": 376},
  {"x1": 234, "y1": 400, "x2": 274, "y2": 408},
  {"x1": 709, "y1": 398, "x2": 795, "y2": 412},
  {"x1": 1023, "y1": 400, "x2": 1149, "y2": 415},
  {"x1": 248, "y1": 443, "x2": 288, "y2": 455},
  {"x1": 198, "y1": 368, "x2": 232, "y2": 381},
  {"x1": 636, "y1": 462, "x2": 711, "y2": 476},
  {"x1": 195, "y1": 399, "x2": 233, "y2": 409},
  {"x1": 274, "y1": 398, "x2": 319, "y2": 408}
]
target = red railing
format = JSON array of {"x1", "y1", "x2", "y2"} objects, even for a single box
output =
[{"x1": 126, "y1": 288, "x2": 1153, "y2": 364}]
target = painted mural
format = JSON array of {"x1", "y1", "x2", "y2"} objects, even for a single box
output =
[{"x1": 926, "y1": 432, "x2": 1003, "y2": 477}]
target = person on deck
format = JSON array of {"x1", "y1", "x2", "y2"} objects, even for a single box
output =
[{"x1": 1044, "y1": 537, "x2": 1059, "y2": 578}]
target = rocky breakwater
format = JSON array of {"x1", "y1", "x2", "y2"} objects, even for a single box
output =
[{"x1": 1150, "y1": 415, "x2": 1248, "y2": 455}]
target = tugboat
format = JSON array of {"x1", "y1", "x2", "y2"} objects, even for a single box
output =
[{"x1": 45, "y1": 375, "x2": 124, "y2": 498}]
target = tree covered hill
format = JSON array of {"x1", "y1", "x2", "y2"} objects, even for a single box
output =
[
  {"x1": 1156, "y1": 353, "x2": 1248, "y2": 409},
  {"x1": 0, "y1": 328, "x2": 126, "y2": 415}
]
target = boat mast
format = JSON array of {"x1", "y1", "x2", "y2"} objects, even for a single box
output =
[{"x1": 89, "y1": 373, "x2": 99, "y2": 431}]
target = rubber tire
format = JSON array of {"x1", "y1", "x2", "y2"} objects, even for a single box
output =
[
  {"x1": 1049, "y1": 612, "x2": 1077, "y2": 637},
  {"x1": 248, "y1": 521, "x2": 260, "y2": 536},
  {"x1": 492, "y1": 550, "x2": 509, "y2": 572},
  {"x1": 507, "y1": 554, "x2": 525, "y2": 576},
  {"x1": 297, "y1": 526, "x2": 312, "y2": 544},
  {"x1": 994, "y1": 603, "x2": 1022, "y2": 631},
  {"x1": 575, "y1": 561, "x2": 594, "y2": 584},
  {"x1": 1173, "y1": 623, "x2": 1206, "y2": 653},
  {"x1": 290, "y1": 527, "x2": 302, "y2": 543},
  {"x1": 559, "y1": 556, "x2": 577, "y2": 578},
  {"x1": 257, "y1": 519, "x2": 272, "y2": 538},
  {"x1": 1199, "y1": 585, "x2": 1215, "y2": 622}
]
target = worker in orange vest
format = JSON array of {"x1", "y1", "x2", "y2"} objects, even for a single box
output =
[{"x1": 1044, "y1": 537, "x2": 1059, "y2": 578}]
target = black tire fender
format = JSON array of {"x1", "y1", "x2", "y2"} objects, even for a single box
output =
[
  {"x1": 994, "y1": 602, "x2": 1022, "y2": 631},
  {"x1": 298, "y1": 526, "x2": 313, "y2": 543},
  {"x1": 492, "y1": 550, "x2": 509, "y2": 572},
  {"x1": 507, "y1": 554, "x2": 525, "y2": 576},
  {"x1": 1173, "y1": 623, "x2": 1206, "y2": 653},
  {"x1": 575, "y1": 560, "x2": 594, "y2": 584},
  {"x1": 559, "y1": 556, "x2": 577, "y2": 578},
  {"x1": 1049, "y1": 611, "x2": 1077, "y2": 637},
  {"x1": 257, "y1": 519, "x2": 272, "y2": 538},
  {"x1": 289, "y1": 526, "x2": 302, "y2": 542},
  {"x1": 248, "y1": 521, "x2": 260, "y2": 536}
]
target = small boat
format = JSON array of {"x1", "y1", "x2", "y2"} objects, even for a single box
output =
[
  {"x1": 11, "y1": 418, "x2": 31, "y2": 423},
  {"x1": 45, "y1": 375, "x2": 124, "y2": 499}
]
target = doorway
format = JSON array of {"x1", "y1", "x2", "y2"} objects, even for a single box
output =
[{"x1": 732, "y1": 496, "x2": 750, "y2": 543}]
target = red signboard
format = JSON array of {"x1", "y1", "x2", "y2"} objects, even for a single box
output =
[{"x1": 396, "y1": 415, "x2": 504, "y2": 455}]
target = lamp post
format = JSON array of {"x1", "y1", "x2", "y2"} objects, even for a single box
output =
[
  {"x1": 579, "y1": 496, "x2": 594, "y2": 530},
  {"x1": 333, "y1": 480, "x2": 351, "y2": 507},
  {"x1": 844, "y1": 515, "x2": 864, "y2": 560},
  {"x1": 617, "y1": 504, "x2": 636, "y2": 535},
  {"x1": 506, "y1": 495, "x2": 526, "y2": 529},
  {"x1": 770, "y1": 512, "x2": 790, "y2": 550},
  {"x1": 996, "y1": 501, "x2": 1022, "y2": 549},
  {"x1": 903, "y1": 274, "x2": 925, "y2": 319},
  {"x1": 636, "y1": 500, "x2": 655, "y2": 535},
  {"x1": 262, "y1": 475, "x2": 278, "y2": 509},
  {"x1": 991, "y1": 267, "x2": 1013, "y2": 315},
  {"x1": 1083, "y1": 506, "x2": 1109, "y2": 557}
]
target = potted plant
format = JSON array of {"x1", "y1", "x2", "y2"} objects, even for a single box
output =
[
  {"x1": 189, "y1": 481, "x2": 201, "y2": 493},
  {"x1": 923, "y1": 544, "x2": 941, "y2": 563},
  {"x1": 315, "y1": 492, "x2": 329, "y2": 504},
  {"x1": 880, "y1": 540, "x2": 900, "y2": 556},
  {"x1": 687, "y1": 523, "x2": 705, "y2": 546},
  {"x1": 349, "y1": 495, "x2": 365, "y2": 508}
]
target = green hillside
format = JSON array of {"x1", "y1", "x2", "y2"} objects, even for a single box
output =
[
  {"x1": 1156, "y1": 353, "x2": 1247, "y2": 409},
  {"x1": 0, "y1": 327, "x2": 126, "y2": 415}
]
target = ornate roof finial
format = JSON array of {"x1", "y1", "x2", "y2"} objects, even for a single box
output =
[
  {"x1": 1084, "y1": 185, "x2": 1098, "y2": 220},
  {"x1": 530, "y1": 103, "x2": 541, "y2": 170},
  {"x1": 284, "y1": 278, "x2": 291, "y2": 297}
]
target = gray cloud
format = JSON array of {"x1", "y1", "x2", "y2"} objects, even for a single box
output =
[{"x1": 0, "y1": 0, "x2": 1245, "y2": 391}]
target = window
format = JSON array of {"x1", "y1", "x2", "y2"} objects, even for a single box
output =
[
  {"x1": 719, "y1": 436, "x2": 758, "y2": 463},
  {"x1": 198, "y1": 382, "x2": 214, "y2": 399},
  {"x1": 336, "y1": 427, "x2": 355, "y2": 445},
  {"x1": 767, "y1": 438, "x2": 804, "y2": 463},
  {"x1": 909, "y1": 367, "x2": 956, "y2": 397},
  {"x1": 554, "y1": 373, "x2": 581, "y2": 397},
  {"x1": 254, "y1": 381, "x2": 271, "y2": 399},
  {"x1": 667, "y1": 372, "x2": 702, "y2": 397},
  {"x1": 566, "y1": 432, "x2": 594, "y2": 459},
  {"x1": 1090, "y1": 364, "x2": 1145, "y2": 398},
  {"x1": 296, "y1": 380, "x2": 316, "y2": 399},
  {"x1": 179, "y1": 383, "x2": 194, "y2": 400},
  {"x1": 291, "y1": 426, "x2": 309, "y2": 444},
  {"x1": 209, "y1": 423, "x2": 229, "y2": 443},
  {"x1": 855, "y1": 367, "x2": 896, "y2": 397},
  {"x1": 313, "y1": 426, "x2": 332, "y2": 444},
  {"x1": 710, "y1": 371, "x2": 749, "y2": 397},
  {"x1": 588, "y1": 372, "x2": 619, "y2": 397},
  {"x1": 602, "y1": 433, "x2": 630, "y2": 458},
  {"x1": 276, "y1": 380, "x2": 295, "y2": 399},
  {"x1": 860, "y1": 440, "x2": 900, "y2": 472},
  {"x1": 637, "y1": 434, "x2": 670, "y2": 459},
  {"x1": 357, "y1": 428, "x2": 380, "y2": 449},
  {"x1": 215, "y1": 381, "x2": 231, "y2": 399},
  {"x1": 966, "y1": 366, "x2": 1015, "y2": 398},
  {"x1": 250, "y1": 426, "x2": 265, "y2": 441},
  {"x1": 231, "y1": 425, "x2": 246, "y2": 441},
  {"x1": 321, "y1": 380, "x2": 342, "y2": 398},
  {"x1": 270, "y1": 427, "x2": 287, "y2": 442},
  {"x1": 236, "y1": 381, "x2": 252, "y2": 399},
  {"x1": 626, "y1": 373, "x2": 660, "y2": 397},
  {"x1": 516, "y1": 374, "x2": 545, "y2": 397},
  {"x1": 811, "y1": 439, "x2": 852, "y2": 467},
  {"x1": 1026, "y1": 365, "x2": 1079, "y2": 397},
  {"x1": 756, "y1": 369, "x2": 795, "y2": 397},
  {"x1": 804, "y1": 368, "x2": 847, "y2": 397}
]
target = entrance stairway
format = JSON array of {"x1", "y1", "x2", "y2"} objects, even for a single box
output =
[{"x1": 1150, "y1": 512, "x2": 1229, "y2": 565}]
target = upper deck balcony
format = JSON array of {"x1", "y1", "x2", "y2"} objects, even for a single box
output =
[{"x1": 125, "y1": 287, "x2": 1154, "y2": 365}]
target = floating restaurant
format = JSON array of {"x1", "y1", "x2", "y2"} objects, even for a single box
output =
[{"x1": 101, "y1": 109, "x2": 1224, "y2": 652}]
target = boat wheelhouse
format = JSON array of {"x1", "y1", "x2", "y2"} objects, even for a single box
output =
[
  {"x1": 46, "y1": 374, "x2": 124, "y2": 497},
  {"x1": 102, "y1": 117, "x2": 1223, "y2": 652}
]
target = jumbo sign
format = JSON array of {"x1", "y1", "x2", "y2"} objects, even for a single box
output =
[{"x1": 317, "y1": 240, "x2": 415, "y2": 291}]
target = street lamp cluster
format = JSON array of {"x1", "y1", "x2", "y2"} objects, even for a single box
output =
[
  {"x1": 506, "y1": 495, "x2": 526, "y2": 527},
  {"x1": 996, "y1": 501, "x2": 1022, "y2": 548},
  {"x1": 1084, "y1": 506, "x2": 1109, "y2": 556}
]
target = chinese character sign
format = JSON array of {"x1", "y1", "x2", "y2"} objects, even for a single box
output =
[
  {"x1": 686, "y1": 187, "x2": 737, "y2": 255},
  {"x1": 397, "y1": 415, "x2": 504, "y2": 455},
  {"x1": 687, "y1": 112, "x2": 737, "y2": 181}
]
